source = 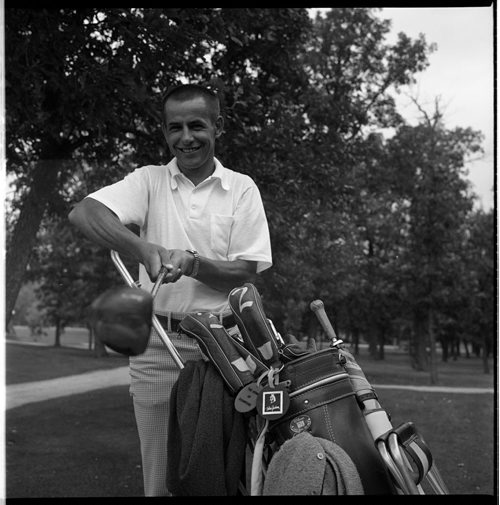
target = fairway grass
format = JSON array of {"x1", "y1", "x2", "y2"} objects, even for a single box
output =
[{"x1": 5, "y1": 340, "x2": 496, "y2": 496}]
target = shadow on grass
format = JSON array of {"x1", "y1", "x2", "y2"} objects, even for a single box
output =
[{"x1": 6, "y1": 386, "x2": 143, "y2": 498}]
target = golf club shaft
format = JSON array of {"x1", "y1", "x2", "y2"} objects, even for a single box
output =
[{"x1": 110, "y1": 250, "x2": 185, "y2": 369}]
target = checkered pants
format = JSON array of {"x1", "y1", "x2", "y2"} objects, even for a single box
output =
[{"x1": 129, "y1": 328, "x2": 203, "y2": 496}]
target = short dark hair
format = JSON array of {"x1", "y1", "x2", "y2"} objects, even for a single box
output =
[{"x1": 161, "y1": 83, "x2": 221, "y2": 123}]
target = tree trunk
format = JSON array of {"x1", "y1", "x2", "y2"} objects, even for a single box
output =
[
  {"x1": 6, "y1": 319, "x2": 17, "y2": 339},
  {"x1": 368, "y1": 336, "x2": 377, "y2": 359},
  {"x1": 463, "y1": 339, "x2": 471, "y2": 358},
  {"x1": 306, "y1": 315, "x2": 319, "y2": 345},
  {"x1": 451, "y1": 337, "x2": 459, "y2": 360},
  {"x1": 472, "y1": 342, "x2": 481, "y2": 357},
  {"x1": 88, "y1": 325, "x2": 94, "y2": 351},
  {"x1": 428, "y1": 308, "x2": 438, "y2": 385},
  {"x1": 93, "y1": 327, "x2": 109, "y2": 358},
  {"x1": 482, "y1": 335, "x2": 490, "y2": 374},
  {"x1": 377, "y1": 328, "x2": 385, "y2": 360},
  {"x1": 412, "y1": 308, "x2": 428, "y2": 371},
  {"x1": 54, "y1": 316, "x2": 61, "y2": 347},
  {"x1": 6, "y1": 160, "x2": 61, "y2": 326},
  {"x1": 440, "y1": 337, "x2": 449, "y2": 362},
  {"x1": 352, "y1": 328, "x2": 360, "y2": 355}
]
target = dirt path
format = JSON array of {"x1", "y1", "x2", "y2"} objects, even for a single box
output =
[
  {"x1": 6, "y1": 366, "x2": 130, "y2": 410},
  {"x1": 4, "y1": 366, "x2": 494, "y2": 411}
]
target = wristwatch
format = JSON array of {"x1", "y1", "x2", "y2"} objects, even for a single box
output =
[{"x1": 186, "y1": 249, "x2": 200, "y2": 278}]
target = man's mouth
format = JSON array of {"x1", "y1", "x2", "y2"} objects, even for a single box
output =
[{"x1": 178, "y1": 146, "x2": 201, "y2": 154}]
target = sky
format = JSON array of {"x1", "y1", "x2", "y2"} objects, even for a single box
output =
[{"x1": 310, "y1": 7, "x2": 495, "y2": 211}]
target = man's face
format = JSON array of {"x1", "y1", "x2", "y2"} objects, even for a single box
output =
[{"x1": 162, "y1": 96, "x2": 223, "y2": 175}]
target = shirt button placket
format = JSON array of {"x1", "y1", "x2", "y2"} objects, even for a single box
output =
[{"x1": 189, "y1": 188, "x2": 200, "y2": 218}]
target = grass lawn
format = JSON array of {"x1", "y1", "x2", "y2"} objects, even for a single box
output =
[
  {"x1": 6, "y1": 386, "x2": 142, "y2": 498},
  {"x1": 6, "y1": 342, "x2": 129, "y2": 385},
  {"x1": 4, "y1": 340, "x2": 497, "y2": 497},
  {"x1": 354, "y1": 349, "x2": 495, "y2": 389}
]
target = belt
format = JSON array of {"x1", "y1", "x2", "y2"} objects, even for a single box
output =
[{"x1": 156, "y1": 312, "x2": 236, "y2": 333}]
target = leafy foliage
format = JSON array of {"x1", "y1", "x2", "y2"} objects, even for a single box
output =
[{"x1": 5, "y1": 8, "x2": 493, "y2": 375}]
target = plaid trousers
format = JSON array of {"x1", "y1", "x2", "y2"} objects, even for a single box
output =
[{"x1": 129, "y1": 327, "x2": 203, "y2": 496}]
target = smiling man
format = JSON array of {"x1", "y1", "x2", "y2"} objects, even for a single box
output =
[
  {"x1": 68, "y1": 83, "x2": 272, "y2": 496},
  {"x1": 163, "y1": 86, "x2": 223, "y2": 185}
]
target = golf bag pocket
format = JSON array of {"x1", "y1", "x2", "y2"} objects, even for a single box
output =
[{"x1": 268, "y1": 347, "x2": 396, "y2": 495}]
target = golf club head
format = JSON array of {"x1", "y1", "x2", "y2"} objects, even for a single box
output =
[{"x1": 89, "y1": 286, "x2": 153, "y2": 356}]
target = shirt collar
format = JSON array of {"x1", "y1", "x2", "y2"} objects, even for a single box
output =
[{"x1": 168, "y1": 157, "x2": 229, "y2": 191}]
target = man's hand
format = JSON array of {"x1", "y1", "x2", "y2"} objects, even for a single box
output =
[
  {"x1": 139, "y1": 244, "x2": 194, "y2": 284},
  {"x1": 141, "y1": 245, "x2": 256, "y2": 292},
  {"x1": 160, "y1": 249, "x2": 195, "y2": 284}
]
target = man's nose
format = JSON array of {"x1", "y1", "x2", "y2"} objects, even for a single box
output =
[{"x1": 180, "y1": 126, "x2": 193, "y2": 142}]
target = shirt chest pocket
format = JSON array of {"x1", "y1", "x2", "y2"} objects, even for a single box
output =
[{"x1": 210, "y1": 214, "x2": 234, "y2": 257}]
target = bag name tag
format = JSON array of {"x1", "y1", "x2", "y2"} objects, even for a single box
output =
[
  {"x1": 256, "y1": 384, "x2": 290, "y2": 420},
  {"x1": 234, "y1": 382, "x2": 263, "y2": 413}
]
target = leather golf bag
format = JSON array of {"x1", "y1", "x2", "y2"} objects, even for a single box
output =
[
  {"x1": 266, "y1": 347, "x2": 396, "y2": 495},
  {"x1": 228, "y1": 284, "x2": 397, "y2": 495}
]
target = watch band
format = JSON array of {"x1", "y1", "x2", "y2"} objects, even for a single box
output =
[{"x1": 186, "y1": 249, "x2": 200, "y2": 278}]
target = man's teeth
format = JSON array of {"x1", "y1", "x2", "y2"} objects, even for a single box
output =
[{"x1": 179, "y1": 147, "x2": 199, "y2": 153}]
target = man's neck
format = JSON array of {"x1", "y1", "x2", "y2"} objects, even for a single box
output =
[{"x1": 179, "y1": 160, "x2": 216, "y2": 187}]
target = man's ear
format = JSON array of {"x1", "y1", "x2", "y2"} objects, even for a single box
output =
[{"x1": 214, "y1": 115, "x2": 224, "y2": 138}]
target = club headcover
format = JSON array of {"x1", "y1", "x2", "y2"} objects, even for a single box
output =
[
  {"x1": 278, "y1": 333, "x2": 316, "y2": 362},
  {"x1": 228, "y1": 283, "x2": 281, "y2": 367},
  {"x1": 179, "y1": 312, "x2": 268, "y2": 394},
  {"x1": 89, "y1": 286, "x2": 153, "y2": 356}
]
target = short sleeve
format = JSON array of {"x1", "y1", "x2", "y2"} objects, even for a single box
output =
[
  {"x1": 228, "y1": 183, "x2": 272, "y2": 273},
  {"x1": 86, "y1": 167, "x2": 150, "y2": 227}
]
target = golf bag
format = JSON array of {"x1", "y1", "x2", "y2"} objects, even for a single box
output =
[{"x1": 109, "y1": 250, "x2": 449, "y2": 496}]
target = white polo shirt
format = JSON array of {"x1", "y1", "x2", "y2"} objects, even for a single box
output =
[{"x1": 87, "y1": 157, "x2": 272, "y2": 314}]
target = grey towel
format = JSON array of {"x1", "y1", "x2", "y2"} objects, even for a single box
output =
[
  {"x1": 166, "y1": 360, "x2": 247, "y2": 496},
  {"x1": 263, "y1": 431, "x2": 364, "y2": 495}
]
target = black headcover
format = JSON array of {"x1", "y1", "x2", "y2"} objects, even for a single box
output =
[{"x1": 228, "y1": 283, "x2": 281, "y2": 367}]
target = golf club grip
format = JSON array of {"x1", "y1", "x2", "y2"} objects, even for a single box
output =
[
  {"x1": 310, "y1": 299, "x2": 338, "y2": 341},
  {"x1": 151, "y1": 265, "x2": 168, "y2": 299}
]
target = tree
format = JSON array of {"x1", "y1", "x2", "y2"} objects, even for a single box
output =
[
  {"x1": 5, "y1": 8, "x2": 233, "y2": 324},
  {"x1": 460, "y1": 209, "x2": 495, "y2": 373},
  {"x1": 10, "y1": 8, "x2": 490, "y2": 377},
  {"x1": 6, "y1": 7, "x2": 313, "y2": 330},
  {"x1": 10, "y1": 282, "x2": 48, "y2": 339},
  {"x1": 232, "y1": 8, "x2": 436, "y2": 334},
  {"x1": 27, "y1": 215, "x2": 126, "y2": 349},
  {"x1": 385, "y1": 101, "x2": 482, "y2": 381}
]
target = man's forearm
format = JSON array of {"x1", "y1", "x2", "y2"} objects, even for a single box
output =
[
  {"x1": 68, "y1": 198, "x2": 144, "y2": 261},
  {"x1": 196, "y1": 257, "x2": 257, "y2": 292},
  {"x1": 69, "y1": 198, "x2": 258, "y2": 290}
]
